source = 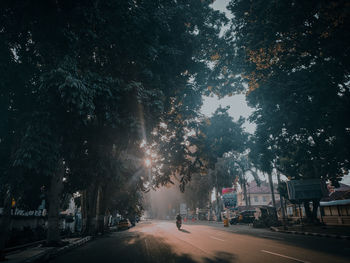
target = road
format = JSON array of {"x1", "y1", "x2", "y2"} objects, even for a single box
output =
[{"x1": 49, "y1": 220, "x2": 350, "y2": 263}]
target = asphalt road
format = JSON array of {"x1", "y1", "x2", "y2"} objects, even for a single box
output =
[{"x1": 49, "y1": 220, "x2": 350, "y2": 263}]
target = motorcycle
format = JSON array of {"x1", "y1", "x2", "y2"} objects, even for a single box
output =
[{"x1": 176, "y1": 219, "x2": 182, "y2": 230}]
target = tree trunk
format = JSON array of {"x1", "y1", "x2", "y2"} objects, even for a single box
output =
[
  {"x1": 215, "y1": 187, "x2": 221, "y2": 222},
  {"x1": 303, "y1": 201, "x2": 312, "y2": 223},
  {"x1": 47, "y1": 160, "x2": 65, "y2": 245},
  {"x1": 267, "y1": 173, "x2": 276, "y2": 208},
  {"x1": 303, "y1": 199, "x2": 320, "y2": 224},
  {"x1": 312, "y1": 199, "x2": 320, "y2": 223},
  {"x1": 85, "y1": 183, "x2": 98, "y2": 236},
  {"x1": 267, "y1": 172, "x2": 278, "y2": 223},
  {"x1": 80, "y1": 190, "x2": 87, "y2": 234},
  {"x1": 0, "y1": 188, "x2": 12, "y2": 260},
  {"x1": 96, "y1": 185, "x2": 106, "y2": 234},
  {"x1": 242, "y1": 181, "x2": 249, "y2": 208},
  {"x1": 276, "y1": 172, "x2": 287, "y2": 224}
]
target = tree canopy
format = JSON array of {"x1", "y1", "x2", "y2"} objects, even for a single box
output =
[{"x1": 225, "y1": 0, "x2": 350, "y2": 186}]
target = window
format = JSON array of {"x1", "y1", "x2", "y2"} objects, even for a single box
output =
[
  {"x1": 262, "y1": 196, "x2": 267, "y2": 202},
  {"x1": 254, "y1": 196, "x2": 259, "y2": 203}
]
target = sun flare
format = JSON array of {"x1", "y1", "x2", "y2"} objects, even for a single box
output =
[{"x1": 144, "y1": 158, "x2": 151, "y2": 167}]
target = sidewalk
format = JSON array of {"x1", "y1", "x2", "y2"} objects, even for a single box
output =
[
  {"x1": 271, "y1": 225, "x2": 350, "y2": 240},
  {"x1": 4, "y1": 237, "x2": 92, "y2": 263},
  {"x1": 182, "y1": 219, "x2": 222, "y2": 224}
]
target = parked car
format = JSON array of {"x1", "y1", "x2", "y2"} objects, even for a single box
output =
[
  {"x1": 117, "y1": 219, "x2": 131, "y2": 230},
  {"x1": 253, "y1": 206, "x2": 279, "y2": 228},
  {"x1": 129, "y1": 218, "x2": 136, "y2": 227},
  {"x1": 230, "y1": 210, "x2": 256, "y2": 225}
]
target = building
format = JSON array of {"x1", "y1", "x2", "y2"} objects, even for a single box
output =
[
  {"x1": 281, "y1": 182, "x2": 350, "y2": 224},
  {"x1": 320, "y1": 183, "x2": 350, "y2": 226},
  {"x1": 236, "y1": 181, "x2": 280, "y2": 210}
]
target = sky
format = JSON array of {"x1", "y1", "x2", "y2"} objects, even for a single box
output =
[
  {"x1": 201, "y1": 94, "x2": 256, "y2": 134},
  {"x1": 201, "y1": 0, "x2": 255, "y2": 134}
]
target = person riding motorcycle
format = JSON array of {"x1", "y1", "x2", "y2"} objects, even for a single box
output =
[
  {"x1": 176, "y1": 213, "x2": 182, "y2": 229},
  {"x1": 176, "y1": 213, "x2": 182, "y2": 221}
]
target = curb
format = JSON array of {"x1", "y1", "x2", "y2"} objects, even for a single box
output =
[
  {"x1": 270, "y1": 227, "x2": 350, "y2": 240},
  {"x1": 23, "y1": 236, "x2": 92, "y2": 263}
]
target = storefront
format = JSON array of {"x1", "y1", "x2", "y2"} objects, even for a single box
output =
[{"x1": 320, "y1": 199, "x2": 350, "y2": 226}]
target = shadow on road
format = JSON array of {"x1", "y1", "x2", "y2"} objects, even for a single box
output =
[
  {"x1": 204, "y1": 252, "x2": 237, "y2": 263},
  {"x1": 179, "y1": 229, "x2": 191, "y2": 234},
  {"x1": 206, "y1": 223, "x2": 350, "y2": 259},
  {"x1": 49, "y1": 229, "x2": 237, "y2": 263}
]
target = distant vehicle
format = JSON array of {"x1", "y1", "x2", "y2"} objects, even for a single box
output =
[
  {"x1": 230, "y1": 210, "x2": 256, "y2": 225},
  {"x1": 117, "y1": 219, "x2": 131, "y2": 230}
]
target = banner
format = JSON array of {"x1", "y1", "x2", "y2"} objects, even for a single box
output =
[
  {"x1": 222, "y1": 193, "x2": 237, "y2": 208},
  {"x1": 286, "y1": 179, "x2": 328, "y2": 200},
  {"x1": 222, "y1": 188, "x2": 237, "y2": 208},
  {"x1": 222, "y1": 188, "x2": 236, "y2": 195}
]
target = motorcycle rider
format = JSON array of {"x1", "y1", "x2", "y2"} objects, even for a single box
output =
[
  {"x1": 176, "y1": 213, "x2": 182, "y2": 222},
  {"x1": 176, "y1": 213, "x2": 182, "y2": 229}
]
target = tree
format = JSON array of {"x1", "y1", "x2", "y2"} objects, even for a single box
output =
[
  {"x1": 224, "y1": 0, "x2": 350, "y2": 222},
  {"x1": 196, "y1": 107, "x2": 248, "y2": 169},
  {"x1": 194, "y1": 107, "x2": 249, "y2": 220},
  {"x1": 216, "y1": 153, "x2": 260, "y2": 208},
  {"x1": 183, "y1": 173, "x2": 212, "y2": 211},
  {"x1": 0, "y1": 0, "x2": 228, "y2": 253}
]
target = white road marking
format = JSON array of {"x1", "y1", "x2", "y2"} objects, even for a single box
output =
[
  {"x1": 209, "y1": 236, "x2": 225, "y2": 242},
  {"x1": 261, "y1": 250, "x2": 311, "y2": 263}
]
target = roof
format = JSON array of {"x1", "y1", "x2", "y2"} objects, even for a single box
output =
[
  {"x1": 322, "y1": 182, "x2": 350, "y2": 202},
  {"x1": 335, "y1": 183, "x2": 350, "y2": 192},
  {"x1": 327, "y1": 182, "x2": 350, "y2": 194},
  {"x1": 320, "y1": 199, "x2": 350, "y2": 206},
  {"x1": 246, "y1": 181, "x2": 278, "y2": 194},
  {"x1": 321, "y1": 190, "x2": 350, "y2": 202}
]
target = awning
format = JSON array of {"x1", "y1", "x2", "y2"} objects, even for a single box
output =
[{"x1": 320, "y1": 199, "x2": 350, "y2": 206}]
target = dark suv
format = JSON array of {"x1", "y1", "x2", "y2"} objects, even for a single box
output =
[{"x1": 230, "y1": 210, "x2": 256, "y2": 225}]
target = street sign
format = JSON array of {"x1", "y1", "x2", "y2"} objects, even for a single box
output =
[{"x1": 286, "y1": 179, "x2": 328, "y2": 200}]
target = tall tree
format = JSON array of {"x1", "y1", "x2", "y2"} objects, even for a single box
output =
[
  {"x1": 0, "y1": 0, "x2": 228, "y2": 252},
  {"x1": 224, "y1": 0, "x2": 350, "y2": 221},
  {"x1": 216, "y1": 152, "x2": 260, "y2": 207}
]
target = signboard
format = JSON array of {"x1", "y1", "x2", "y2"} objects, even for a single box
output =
[
  {"x1": 222, "y1": 187, "x2": 237, "y2": 208},
  {"x1": 222, "y1": 193, "x2": 237, "y2": 208},
  {"x1": 180, "y1": 203, "x2": 187, "y2": 215},
  {"x1": 286, "y1": 179, "x2": 328, "y2": 200},
  {"x1": 222, "y1": 188, "x2": 236, "y2": 195},
  {"x1": 0, "y1": 208, "x2": 46, "y2": 217}
]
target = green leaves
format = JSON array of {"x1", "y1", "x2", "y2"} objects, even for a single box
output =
[
  {"x1": 1, "y1": 0, "x2": 231, "y2": 214},
  {"x1": 226, "y1": 0, "x2": 350, "y2": 183}
]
